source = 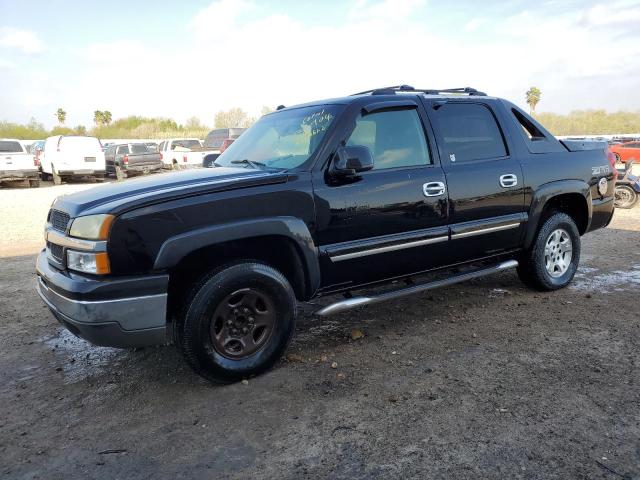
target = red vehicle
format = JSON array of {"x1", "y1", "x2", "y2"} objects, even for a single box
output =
[{"x1": 610, "y1": 141, "x2": 640, "y2": 163}]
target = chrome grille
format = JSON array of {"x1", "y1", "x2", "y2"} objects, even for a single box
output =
[
  {"x1": 49, "y1": 210, "x2": 70, "y2": 232},
  {"x1": 47, "y1": 241, "x2": 64, "y2": 262}
]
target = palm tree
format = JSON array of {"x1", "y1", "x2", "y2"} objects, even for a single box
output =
[
  {"x1": 93, "y1": 110, "x2": 103, "y2": 126},
  {"x1": 55, "y1": 108, "x2": 66, "y2": 125},
  {"x1": 103, "y1": 111, "x2": 112, "y2": 125},
  {"x1": 525, "y1": 87, "x2": 542, "y2": 115}
]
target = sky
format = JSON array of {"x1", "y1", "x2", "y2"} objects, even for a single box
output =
[{"x1": 1, "y1": 0, "x2": 639, "y2": 128}]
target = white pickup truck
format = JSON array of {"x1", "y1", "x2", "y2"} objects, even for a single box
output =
[
  {"x1": 0, "y1": 138, "x2": 40, "y2": 187},
  {"x1": 158, "y1": 138, "x2": 205, "y2": 169}
]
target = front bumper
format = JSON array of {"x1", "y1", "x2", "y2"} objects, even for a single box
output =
[
  {"x1": 0, "y1": 169, "x2": 39, "y2": 180},
  {"x1": 36, "y1": 249, "x2": 169, "y2": 348}
]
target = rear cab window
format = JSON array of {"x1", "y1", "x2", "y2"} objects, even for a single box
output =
[
  {"x1": 430, "y1": 103, "x2": 507, "y2": 163},
  {"x1": 0, "y1": 141, "x2": 24, "y2": 153},
  {"x1": 130, "y1": 144, "x2": 148, "y2": 154}
]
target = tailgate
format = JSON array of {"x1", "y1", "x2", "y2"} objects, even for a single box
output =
[
  {"x1": 128, "y1": 153, "x2": 162, "y2": 166},
  {"x1": 0, "y1": 152, "x2": 35, "y2": 171}
]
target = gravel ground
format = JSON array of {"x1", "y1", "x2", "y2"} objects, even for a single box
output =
[{"x1": 1, "y1": 181, "x2": 639, "y2": 479}]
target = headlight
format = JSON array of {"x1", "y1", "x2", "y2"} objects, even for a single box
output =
[
  {"x1": 67, "y1": 250, "x2": 110, "y2": 274},
  {"x1": 69, "y1": 214, "x2": 114, "y2": 240}
]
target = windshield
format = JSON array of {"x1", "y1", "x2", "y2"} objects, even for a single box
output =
[{"x1": 214, "y1": 105, "x2": 340, "y2": 170}]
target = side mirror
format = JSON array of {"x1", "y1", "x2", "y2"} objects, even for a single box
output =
[{"x1": 331, "y1": 145, "x2": 374, "y2": 177}]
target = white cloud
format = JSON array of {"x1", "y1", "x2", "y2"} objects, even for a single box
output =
[
  {"x1": 4, "y1": 0, "x2": 640, "y2": 128},
  {"x1": 464, "y1": 18, "x2": 484, "y2": 32},
  {"x1": 0, "y1": 27, "x2": 45, "y2": 54}
]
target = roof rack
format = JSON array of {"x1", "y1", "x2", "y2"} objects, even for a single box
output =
[{"x1": 351, "y1": 85, "x2": 487, "y2": 96}]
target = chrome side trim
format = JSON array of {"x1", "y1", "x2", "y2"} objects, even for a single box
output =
[
  {"x1": 46, "y1": 229, "x2": 107, "y2": 252},
  {"x1": 315, "y1": 260, "x2": 518, "y2": 316},
  {"x1": 451, "y1": 222, "x2": 521, "y2": 240},
  {"x1": 331, "y1": 235, "x2": 448, "y2": 262},
  {"x1": 37, "y1": 276, "x2": 166, "y2": 330}
]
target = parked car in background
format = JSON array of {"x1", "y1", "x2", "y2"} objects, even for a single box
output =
[
  {"x1": 105, "y1": 142, "x2": 163, "y2": 180},
  {"x1": 30, "y1": 140, "x2": 45, "y2": 168},
  {"x1": 144, "y1": 142, "x2": 159, "y2": 152},
  {"x1": 102, "y1": 142, "x2": 115, "y2": 153},
  {"x1": 614, "y1": 160, "x2": 640, "y2": 209},
  {"x1": 610, "y1": 141, "x2": 640, "y2": 163},
  {"x1": 0, "y1": 138, "x2": 40, "y2": 187},
  {"x1": 40, "y1": 135, "x2": 105, "y2": 185},
  {"x1": 158, "y1": 138, "x2": 203, "y2": 169},
  {"x1": 201, "y1": 128, "x2": 247, "y2": 167}
]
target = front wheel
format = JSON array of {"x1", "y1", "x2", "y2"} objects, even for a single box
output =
[
  {"x1": 177, "y1": 262, "x2": 297, "y2": 384},
  {"x1": 517, "y1": 212, "x2": 581, "y2": 291},
  {"x1": 614, "y1": 185, "x2": 638, "y2": 209}
]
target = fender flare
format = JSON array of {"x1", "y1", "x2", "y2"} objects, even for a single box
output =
[
  {"x1": 153, "y1": 216, "x2": 321, "y2": 296},
  {"x1": 524, "y1": 179, "x2": 592, "y2": 249}
]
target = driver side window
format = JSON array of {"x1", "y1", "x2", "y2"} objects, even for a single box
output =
[{"x1": 346, "y1": 109, "x2": 431, "y2": 170}]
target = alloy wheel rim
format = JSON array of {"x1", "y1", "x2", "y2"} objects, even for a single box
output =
[
  {"x1": 615, "y1": 188, "x2": 634, "y2": 208},
  {"x1": 544, "y1": 228, "x2": 573, "y2": 278},
  {"x1": 210, "y1": 287, "x2": 275, "y2": 359}
]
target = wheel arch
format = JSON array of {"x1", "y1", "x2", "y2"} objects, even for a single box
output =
[
  {"x1": 524, "y1": 180, "x2": 591, "y2": 249},
  {"x1": 155, "y1": 217, "x2": 320, "y2": 303}
]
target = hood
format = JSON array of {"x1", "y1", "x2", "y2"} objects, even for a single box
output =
[{"x1": 52, "y1": 167, "x2": 289, "y2": 217}]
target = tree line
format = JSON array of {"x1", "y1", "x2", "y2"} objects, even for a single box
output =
[
  {"x1": 2, "y1": 94, "x2": 640, "y2": 139},
  {"x1": 1, "y1": 106, "x2": 274, "y2": 140}
]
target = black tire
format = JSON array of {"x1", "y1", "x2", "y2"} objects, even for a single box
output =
[
  {"x1": 614, "y1": 185, "x2": 638, "y2": 209},
  {"x1": 517, "y1": 212, "x2": 581, "y2": 291},
  {"x1": 178, "y1": 262, "x2": 297, "y2": 384}
]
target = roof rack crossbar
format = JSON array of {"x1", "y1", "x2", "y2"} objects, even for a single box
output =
[{"x1": 351, "y1": 85, "x2": 487, "y2": 96}]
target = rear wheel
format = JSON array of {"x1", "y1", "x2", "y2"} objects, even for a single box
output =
[
  {"x1": 517, "y1": 212, "x2": 581, "y2": 291},
  {"x1": 177, "y1": 262, "x2": 297, "y2": 384},
  {"x1": 614, "y1": 185, "x2": 638, "y2": 209}
]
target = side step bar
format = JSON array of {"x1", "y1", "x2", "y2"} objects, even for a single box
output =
[{"x1": 315, "y1": 259, "x2": 518, "y2": 316}]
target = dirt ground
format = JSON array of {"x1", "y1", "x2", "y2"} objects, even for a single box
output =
[{"x1": 1, "y1": 181, "x2": 639, "y2": 480}]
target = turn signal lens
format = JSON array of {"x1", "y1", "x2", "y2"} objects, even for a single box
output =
[{"x1": 67, "y1": 251, "x2": 111, "y2": 275}]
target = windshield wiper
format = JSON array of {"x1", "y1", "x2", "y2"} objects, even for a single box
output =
[{"x1": 231, "y1": 159, "x2": 266, "y2": 169}]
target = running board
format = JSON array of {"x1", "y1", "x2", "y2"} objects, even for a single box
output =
[{"x1": 315, "y1": 259, "x2": 518, "y2": 316}]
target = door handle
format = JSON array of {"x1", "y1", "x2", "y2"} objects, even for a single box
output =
[
  {"x1": 423, "y1": 181, "x2": 446, "y2": 197},
  {"x1": 499, "y1": 174, "x2": 518, "y2": 188}
]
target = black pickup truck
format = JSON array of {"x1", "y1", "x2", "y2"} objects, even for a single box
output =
[
  {"x1": 36, "y1": 85, "x2": 616, "y2": 383},
  {"x1": 104, "y1": 142, "x2": 163, "y2": 179}
]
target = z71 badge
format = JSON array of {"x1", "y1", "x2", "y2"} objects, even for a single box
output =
[{"x1": 592, "y1": 165, "x2": 611, "y2": 176}]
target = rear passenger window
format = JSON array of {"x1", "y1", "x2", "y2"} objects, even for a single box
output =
[
  {"x1": 346, "y1": 109, "x2": 431, "y2": 170},
  {"x1": 432, "y1": 103, "x2": 507, "y2": 163}
]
